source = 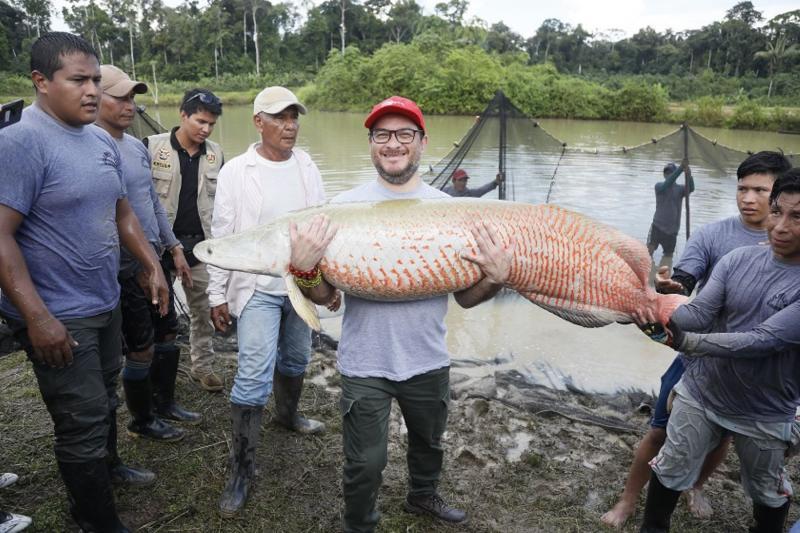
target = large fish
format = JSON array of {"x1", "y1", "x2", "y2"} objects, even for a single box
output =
[{"x1": 194, "y1": 199, "x2": 686, "y2": 331}]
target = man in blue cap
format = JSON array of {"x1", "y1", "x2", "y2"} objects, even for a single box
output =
[{"x1": 647, "y1": 160, "x2": 693, "y2": 271}]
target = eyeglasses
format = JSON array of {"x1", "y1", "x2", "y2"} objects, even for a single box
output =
[
  {"x1": 369, "y1": 128, "x2": 423, "y2": 144},
  {"x1": 185, "y1": 92, "x2": 222, "y2": 108}
]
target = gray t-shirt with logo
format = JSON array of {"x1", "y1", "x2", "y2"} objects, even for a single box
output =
[
  {"x1": 678, "y1": 245, "x2": 800, "y2": 423},
  {"x1": 331, "y1": 179, "x2": 451, "y2": 381},
  {"x1": 0, "y1": 105, "x2": 126, "y2": 320}
]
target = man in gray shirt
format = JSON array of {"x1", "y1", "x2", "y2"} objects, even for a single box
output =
[
  {"x1": 286, "y1": 96, "x2": 515, "y2": 532},
  {"x1": 647, "y1": 160, "x2": 694, "y2": 271},
  {"x1": 442, "y1": 168, "x2": 503, "y2": 197},
  {"x1": 602, "y1": 151, "x2": 791, "y2": 528},
  {"x1": 636, "y1": 169, "x2": 800, "y2": 533}
]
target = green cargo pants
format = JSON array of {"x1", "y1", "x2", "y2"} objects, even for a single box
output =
[{"x1": 340, "y1": 367, "x2": 450, "y2": 533}]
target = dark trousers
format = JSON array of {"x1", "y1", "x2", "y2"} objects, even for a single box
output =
[
  {"x1": 340, "y1": 367, "x2": 450, "y2": 533},
  {"x1": 5, "y1": 307, "x2": 122, "y2": 463}
]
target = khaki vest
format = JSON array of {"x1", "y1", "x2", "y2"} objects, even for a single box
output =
[{"x1": 146, "y1": 132, "x2": 223, "y2": 238}]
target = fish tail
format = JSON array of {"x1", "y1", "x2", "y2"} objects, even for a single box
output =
[
  {"x1": 655, "y1": 293, "x2": 689, "y2": 326},
  {"x1": 284, "y1": 274, "x2": 321, "y2": 331}
]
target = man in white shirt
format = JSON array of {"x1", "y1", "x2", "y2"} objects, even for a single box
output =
[{"x1": 207, "y1": 87, "x2": 336, "y2": 517}]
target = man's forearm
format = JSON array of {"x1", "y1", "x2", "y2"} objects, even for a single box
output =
[
  {"x1": 299, "y1": 278, "x2": 337, "y2": 305},
  {"x1": 454, "y1": 277, "x2": 503, "y2": 309},
  {"x1": 117, "y1": 200, "x2": 160, "y2": 273}
]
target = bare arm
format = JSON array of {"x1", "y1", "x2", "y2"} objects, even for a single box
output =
[
  {"x1": 0, "y1": 205, "x2": 77, "y2": 367},
  {"x1": 454, "y1": 221, "x2": 515, "y2": 308},
  {"x1": 116, "y1": 198, "x2": 169, "y2": 316}
]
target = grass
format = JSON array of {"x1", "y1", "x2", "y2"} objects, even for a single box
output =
[{"x1": 1, "y1": 341, "x2": 798, "y2": 532}]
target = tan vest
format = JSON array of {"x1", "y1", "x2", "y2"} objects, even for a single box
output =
[{"x1": 146, "y1": 132, "x2": 223, "y2": 238}]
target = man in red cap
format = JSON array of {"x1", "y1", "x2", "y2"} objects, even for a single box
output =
[
  {"x1": 443, "y1": 168, "x2": 504, "y2": 197},
  {"x1": 286, "y1": 95, "x2": 516, "y2": 532}
]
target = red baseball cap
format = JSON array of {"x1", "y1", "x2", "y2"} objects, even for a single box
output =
[
  {"x1": 364, "y1": 96, "x2": 426, "y2": 132},
  {"x1": 452, "y1": 169, "x2": 468, "y2": 181}
]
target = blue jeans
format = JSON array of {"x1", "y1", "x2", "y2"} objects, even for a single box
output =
[{"x1": 230, "y1": 291, "x2": 312, "y2": 407}]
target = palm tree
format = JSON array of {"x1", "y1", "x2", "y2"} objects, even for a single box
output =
[{"x1": 754, "y1": 34, "x2": 800, "y2": 98}]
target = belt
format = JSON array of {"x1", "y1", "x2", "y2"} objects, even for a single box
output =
[{"x1": 176, "y1": 234, "x2": 204, "y2": 239}]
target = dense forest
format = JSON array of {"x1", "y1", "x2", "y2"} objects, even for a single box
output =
[{"x1": 1, "y1": 0, "x2": 798, "y2": 120}]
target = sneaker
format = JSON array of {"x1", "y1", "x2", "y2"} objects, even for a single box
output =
[
  {"x1": 0, "y1": 474, "x2": 18, "y2": 489},
  {"x1": 190, "y1": 369, "x2": 223, "y2": 392},
  {"x1": 0, "y1": 511, "x2": 32, "y2": 532},
  {"x1": 404, "y1": 493, "x2": 467, "y2": 524}
]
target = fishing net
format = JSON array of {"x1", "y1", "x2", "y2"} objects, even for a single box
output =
[
  {"x1": 127, "y1": 106, "x2": 167, "y2": 139},
  {"x1": 425, "y1": 91, "x2": 798, "y2": 252}
]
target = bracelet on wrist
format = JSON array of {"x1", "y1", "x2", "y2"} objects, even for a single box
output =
[
  {"x1": 294, "y1": 269, "x2": 323, "y2": 289},
  {"x1": 288, "y1": 264, "x2": 319, "y2": 280}
]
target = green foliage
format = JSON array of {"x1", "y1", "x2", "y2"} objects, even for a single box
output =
[
  {"x1": 0, "y1": 74, "x2": 33, "y2": 97},
  {"x1": 606, "y1": 81, "x2": 669, "y2": 121},
  {"x1": 726, "y1": 99, "x2": 769, "y2": 129},
  {"x1": 682, "y1": 96, "x2": 726, "y2": 127}
]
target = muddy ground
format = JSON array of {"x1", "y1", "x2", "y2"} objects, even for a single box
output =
[{"x1": 0, "y1": 328, "x2": 798, "y2": 532}]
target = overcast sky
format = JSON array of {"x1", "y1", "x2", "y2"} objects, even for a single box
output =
[{"x1": 52, "y1": 0, "x2": 798, "y2": 39}]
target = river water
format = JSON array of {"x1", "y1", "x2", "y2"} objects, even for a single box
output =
[{"x1": 151, "y1": 106, "x2": 800, "y2": 394}]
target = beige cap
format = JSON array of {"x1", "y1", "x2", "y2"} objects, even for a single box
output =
[
  {"x1": 253, "y1": 86, "x2": 307, "y2": 116},
  {"x1": 100, "y1": 65, "x2": 147, "y2": 98}
]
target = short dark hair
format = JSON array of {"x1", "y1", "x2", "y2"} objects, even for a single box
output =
[
  {"x1": 769, "y1": 168, "x2": 800, "y2": 206},
  {"x1": 180, "y1": 88, "x2": 223, "y2": 117},
  {"x1": 736, "y1": 151, "x2": 792, "y2": 181},
  {"x1": 30, "y1": 32, "x2": 98, "y2": 80}
]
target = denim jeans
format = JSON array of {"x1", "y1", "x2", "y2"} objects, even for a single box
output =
[{"x1": 230, "y1": 291, "x2": 312, "y2": 406}]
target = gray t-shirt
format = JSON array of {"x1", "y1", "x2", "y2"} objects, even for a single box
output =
[
  {"x1": 673, "y1": 215, "x2": 766, "y2": 293},
  {"x1": 331, "y1": 179, "x2": 451, "y2": 380},
  {"x1": 116, "y1": 133, "x2": 179, "y2": 278},
  {"x1": 677, "y1": 245, "x2": 800, "y2": 422},
  {"x1": 652, "y1": 181, "x2": 686, "y2": 235},
  {"x1": 0, "y1": 105, "x2": 126, "y2": 320}
]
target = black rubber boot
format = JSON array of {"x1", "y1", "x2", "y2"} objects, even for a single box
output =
[
  {"x1": 272, "y1": 371, "x2": 325, "y2": 434},
  {"x1": 123, "y1": 377, "x2": 185, "y2": 442},
  {"x1": 750, "y1": 501, "x2": 790, "y2": 533},
  {"x1": 58, "y1": 459, "x2": 130, "y2": 533},
  {"x1": 151, "y1": 345, "x2": 201, "y2": 424},
  {"x1": 219, "y1": 403, "x2": 262, "y2": 518},
  {"x1": 107, "y1": 409, "x2": 157, "y2": 486},
  {"x1": 639, "y1": 472, "x2": 681, "y2": 533}
]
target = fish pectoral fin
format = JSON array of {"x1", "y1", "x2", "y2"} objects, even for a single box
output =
[
  {"x1": 284, "y1": 274, "x2": 322, "y2": 332},
  {"x1": 519, "y1": 291, "x2": 624, "y2": 328}
]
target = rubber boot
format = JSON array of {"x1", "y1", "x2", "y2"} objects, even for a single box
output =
[
  {"x1": 639, "y1": 472, "x2": 681, "y2": 533},
  {"x1": 58, "y1": 459, "x2": 130, "y2": 533},
  {"x1": 219, "y1": 403, "x2": 262, "y2": 518},
  {"x1": 151, "y1": 345, "x2": 201, "y2": 424},
  {"x1": 107, "y1": 409, "x2": 156, "y2": 486},
  {"x1": 750, "y1": 501, "x2": 790, "y2": 533},
  {"x1": 272, "y1": 370, "x2": 326, "y2": 434},
  {"x1": 123, "y1": 377, "x2": 185, "y2": 442}
]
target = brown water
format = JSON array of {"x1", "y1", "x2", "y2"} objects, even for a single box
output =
[{"x1": 152, "y1": 106, "x2": 800, "y2": 393}]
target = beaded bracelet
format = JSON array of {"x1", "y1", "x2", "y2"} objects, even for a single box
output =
[
  {"x1": 294, "y1": 269, "x2": 323, "y2": 289},
  {"x1": 288, "y1": 264, "x2": 319, "y2": 280}
]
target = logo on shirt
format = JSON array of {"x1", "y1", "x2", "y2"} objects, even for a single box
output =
[
  {"x1": 206, "y1": 153, "x2": 217, "y2": 165},
  {"x1": 101, "y1": 151, "x2": 118, "y2": 168},
  {"x1": 157, "y1": 148, "x2": 170, "y2": 161}
]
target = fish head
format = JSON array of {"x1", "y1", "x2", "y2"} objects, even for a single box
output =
[{"x1": 193, "y1": 223, "x2": 291, "y2": 276}]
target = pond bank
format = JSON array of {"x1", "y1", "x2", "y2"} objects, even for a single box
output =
[{"x1": 1, "y1": 324, "x2": 798, "y2": 532}]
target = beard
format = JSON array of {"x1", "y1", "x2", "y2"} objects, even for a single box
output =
[{"x1": 372, "y1": 148, "x2": 422, "y2": 185}]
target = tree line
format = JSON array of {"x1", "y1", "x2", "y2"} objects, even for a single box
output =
[{"x1": 1, "y1": 0, "x2": 798, "y2": 103}]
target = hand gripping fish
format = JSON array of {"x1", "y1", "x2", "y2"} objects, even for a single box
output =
[{"x1": 194, "y1": 199, "x2": 687, "y2": 331}]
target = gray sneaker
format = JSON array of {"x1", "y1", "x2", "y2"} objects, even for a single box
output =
[
  {"x1": 404, "y1": 493, "x2": 467, "y2": 524},
  {"x1": 0, "y1": 511, "x2": 32, "y2": 533}
]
